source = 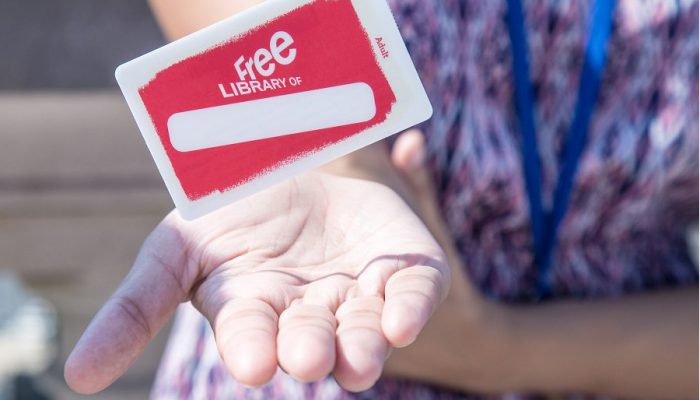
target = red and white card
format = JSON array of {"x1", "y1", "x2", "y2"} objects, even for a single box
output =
[{"x1": 116, "y1": 0, "x2": 432, "y2": 219}]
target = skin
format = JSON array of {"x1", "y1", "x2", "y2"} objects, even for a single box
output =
[
  {"x1": 65, "y1": 2, "x2": 699, "y2": 398},
  {"x1": 147, "y1": 0, "x2": 259, "y2": 40},
  {"x1": 389, "y1": 132, "x2": 699, "y2": 399},
  {"x1": 64, "y1": 129, "x2": 698, "y2": 399},
  {"x1": 64, "y1": 168, "x2": 449, "y2": 394}
]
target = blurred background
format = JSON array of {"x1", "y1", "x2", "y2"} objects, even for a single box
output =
[
  {"x1": 0, "y1": 1, "x2": 698, "y2": 400},
  {"x1": 0, "y1": 1, "x2": 174, "y2": 398}
]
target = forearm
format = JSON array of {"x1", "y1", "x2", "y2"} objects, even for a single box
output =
[
  {"x1": 148, "y1": 0, "x2": 263, "y2": 40},
  {"x1": 386, "y1": 285, "x2": 698, "y2": 399},
  {"x1": 506, "y1": 286, "x2": 698, "y2": 399},
  {"x1": 146, "y1": 6, "x2": 698, "y2": 398}
]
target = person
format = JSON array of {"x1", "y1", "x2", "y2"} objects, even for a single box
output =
[{"x1": 64, "y1": 0, "x2": 699, "y2": 398}]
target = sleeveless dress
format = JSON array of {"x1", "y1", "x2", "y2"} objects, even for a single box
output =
[{"x1": 151, "y1": 0, "x2": 699, "y2": 398}]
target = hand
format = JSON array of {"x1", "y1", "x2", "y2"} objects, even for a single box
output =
[{"x1": 64, "y1": 171, "x2": 449, "y2": 394}]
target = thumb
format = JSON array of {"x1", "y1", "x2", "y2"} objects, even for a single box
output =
[
  {"x1": 391, "y1": 129, "x2": 443, "y2": 228},
  {"x1": 391, "y1": 130, "x2": 476, "y2": 299},
  {"x1": 64, "y1": 215, "x2": 191, "y2": 394},
  {"x1": 391, "y1": 129, "x2": 432, "y2": 194},
  {"x1": 391, "y1": 129, "x2": 453, "y2": 252}
]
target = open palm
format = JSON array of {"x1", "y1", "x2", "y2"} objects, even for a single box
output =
[{"x1": 65, "y1": 172, "x2": 449, "y2": 394}]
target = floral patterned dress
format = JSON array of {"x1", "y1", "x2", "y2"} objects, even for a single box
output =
[{"x1": 152, "y1": 0, "x2": 698, "y2": 398}]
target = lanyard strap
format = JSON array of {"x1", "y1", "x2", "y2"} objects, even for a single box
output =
[{"x1": 506, "y1": 0, "x2": 616, "y2": 298}]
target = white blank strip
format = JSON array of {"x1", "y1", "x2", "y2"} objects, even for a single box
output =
[{"x1": 168, "y1": 82, "x2": 376, "y2": 152}]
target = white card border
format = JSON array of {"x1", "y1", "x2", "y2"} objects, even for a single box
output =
[{"x1": 116, "y1": 0, "x2": 432, "y2": 219}]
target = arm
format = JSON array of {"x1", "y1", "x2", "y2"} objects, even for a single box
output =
[
  {"x1": 326, "y1": 130, "x2": 698, "y2": 398},
  {"x1": 503, "y1": 287, "x2": 698, "y2": 399},
  {"x1": 65, "y1": 6, "x2": 449, "y2": 395},
  {"x1": 381, "y1": 131, "x2": 699, "y2": 399},
  {"x1": 385, "y1": 283, "x2": 698, "y2": 399},
  {"x1": 309, "y1": 127, "x2": 700, "y2": 398},
  {"x1": 148, "y1": 0, "x2": 263, "y2": 40},
  {"x1": 144, "y1": 4, "x2": 698, "y2": 397}
]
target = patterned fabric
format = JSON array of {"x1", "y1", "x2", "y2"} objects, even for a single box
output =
[{"x1": 151, "y1": 0, "x2": 699, "y2": 398}]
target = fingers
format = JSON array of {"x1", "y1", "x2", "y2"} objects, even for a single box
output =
[
  {"x1": 212, "y1": 298, "x2": 279, "y2": 387},
  {"x1": 333, "y1": 296, "x2": 388, "y2": 392},
  {"x1": 64, "y1": 221, "x2": 191, "y2": 394},
  {"x1": 391, "y1": 129, "x2": 441, "y2": 220},
  {"x1": 277, "y1": 303, "x2": 337, "y2": 382},
  {"x1": 382, "y1": 265, "x2": 448, "y2": 348},
  {"x1": 393, "y1": 130, "x2": 476, "y2": 304}
]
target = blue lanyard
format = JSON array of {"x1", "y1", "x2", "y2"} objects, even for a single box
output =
[{"x1": 506, "y1": 0, "x2": 616, "y2": 298}]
